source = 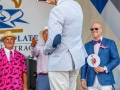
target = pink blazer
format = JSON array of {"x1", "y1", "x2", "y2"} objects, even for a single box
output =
[{"x1": 0, "y1": 48, "x2": 27, "y2": 90}]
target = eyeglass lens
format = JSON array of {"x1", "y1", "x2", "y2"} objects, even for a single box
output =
[{"x1": 90, "y1": 28, "x2": 98, "y2": 31}]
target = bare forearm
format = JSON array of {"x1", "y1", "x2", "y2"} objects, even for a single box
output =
[{"x1": 22, "y1": 72, "x2": 28, "y2": 89}]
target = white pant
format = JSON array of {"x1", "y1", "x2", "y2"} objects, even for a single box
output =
[
  {"x1": 48, "y1": 69, "x2": 79, "y2": 90},
  {"x1": 88, "y1": 76, "x2": 112, "y2": 90}
]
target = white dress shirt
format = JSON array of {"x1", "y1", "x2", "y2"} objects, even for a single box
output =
[
  {"x1": 94, "y1": 36, "x2": 108, "y2": 73},
  {"x1": 94, "y1": 37, "x2": 103, "y2": 55},
  {"x1": 4, "y1": 48, "x2": 14, "y2": 61}
]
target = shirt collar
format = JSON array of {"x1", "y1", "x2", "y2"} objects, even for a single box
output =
[{"x1": 4, "y1": 48, "x2": 14, "y2": 53}]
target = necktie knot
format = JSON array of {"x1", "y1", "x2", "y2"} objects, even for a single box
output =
[
  {"x1": 93, "y1": 39, "x2": 101, "y2": 45},
  {"x1": 10, "y1": 51, "x2": 12, "y2": 54}
]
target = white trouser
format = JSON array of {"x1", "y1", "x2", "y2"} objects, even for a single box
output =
[
  {"x1": 88, "y1": 76, "x2": 112, "y2": 90},
  {"x1": 48, "y1": 69, "x2": 79, "y2": 90}
]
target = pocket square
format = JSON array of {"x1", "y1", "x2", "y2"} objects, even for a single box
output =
[{"x1": 100, "y1": 45, "x2": 108, "y2": 49}]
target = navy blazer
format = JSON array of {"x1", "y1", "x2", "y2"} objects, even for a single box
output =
[{"x1": 81, "y1": 37, "x2": 120, "y2": 86}]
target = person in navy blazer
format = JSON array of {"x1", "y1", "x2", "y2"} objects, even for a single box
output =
[{"x1": 81, "y1": 22, "x2": 120, "y2": 90}]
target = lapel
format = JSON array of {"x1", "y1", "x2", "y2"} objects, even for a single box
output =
[
  {"x1": 14, "y1": 50, "x2": 17, "y2": 59},
  {"x1": 2, "y1": 48, "x2": 9, "y2": 62},
  {"x1": 14, "y1": 50, "x2": 21, "y2": 61},
  {"x1": 10, "y1": 50, "x2": 17, "y2": 61},
  {"x1": 98, "y1": 37, "x2": 107, "y2": 56},
  {"x1": 89, "y1": 40, "x2": 95, "y2": 54}
]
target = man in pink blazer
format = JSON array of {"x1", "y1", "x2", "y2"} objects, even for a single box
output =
[{"x1": 0, "y1": 31, "x2": 28, "y2": 90}]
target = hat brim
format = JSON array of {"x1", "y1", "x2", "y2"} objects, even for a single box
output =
[{"x1": 1, "y1": 35, "x2": 17, "y2": 41}]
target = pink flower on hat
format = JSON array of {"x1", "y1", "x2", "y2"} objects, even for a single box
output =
[{"x1": 100, "y1": 45, "x2": 108, "y2": 49}]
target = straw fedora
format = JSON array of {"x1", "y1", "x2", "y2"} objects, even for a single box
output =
[
  {"x1": 39, "y1": 26, "x2": 48, "y2": 40},
  {"x1": 1, "y1": 31, "x2": 17, "y2": 41}
]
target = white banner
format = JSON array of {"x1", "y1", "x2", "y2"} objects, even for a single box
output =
[{"x1": 0, "y1": 0, "x2": 53, "y2": 57}]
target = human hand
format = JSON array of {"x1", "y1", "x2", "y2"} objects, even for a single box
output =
[
  {"x1": 94, "y1": 66, "x2": 105, "y2": 74},
  {"x1": 81, "y1": 79, "x2": 87, "y2": 90},
  {"x1": 45, "y1": 0, "x2": 55, "y2": 4},
  {"x1": 23, "y1": 86, "x2": 28, "y2": 90},
  {"x1": 31, "y1": 37, "x2": 37, "y2": 47}
]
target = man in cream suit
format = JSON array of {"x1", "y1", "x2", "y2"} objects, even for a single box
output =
[{"x1": 44, "y1": 0, "x2": 87, "y2": 90}]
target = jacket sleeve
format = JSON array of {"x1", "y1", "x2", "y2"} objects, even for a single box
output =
[
  {"x1": 81, "y1": 44, "x2": 88, "y2": 79},
  {"x1": 22, "y1": 55, "x2": 27, "y2": 73},
  {"x1": 81, "y1": 57, "x2": 88, "y2": 79},
  {"x1": 30, "y1": 46, "x2": 40, "y2": 57},
  {"x1": 106, "y1": 40, "x2": 120, "y2": 72},
  {"x1": 44, "y1": 7, "x2": 64, "y2": 55}
]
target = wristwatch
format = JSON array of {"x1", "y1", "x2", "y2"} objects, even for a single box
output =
[{"x1": 103, "y1": 67, "x2": 106, "y2": 71}]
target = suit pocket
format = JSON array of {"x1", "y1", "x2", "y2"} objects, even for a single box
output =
[
  {"x1": 105, "y1": 72, "x2": 113, "y2": 80},
  {"x1": 102, "y1": 48, "x2": 109, "y2": 54}
]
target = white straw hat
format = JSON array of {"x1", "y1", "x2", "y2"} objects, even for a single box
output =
[
  {"x1": 39, "y1": 26, "x2": 48, "y2": 40},
  {"x1": 1, "y1": 31, "x2": 17, "y2": 41}
]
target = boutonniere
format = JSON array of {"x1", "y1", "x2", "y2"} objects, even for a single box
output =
[{"x1": 100, "y1": 45, "x2": 108, "y2": 49}]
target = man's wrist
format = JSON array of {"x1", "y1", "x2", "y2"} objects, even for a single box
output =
[
  {"x1": 103, "y1": 66, "x2": 108, "y2": 73},
  {"x1": 31, "y1": 43, "x2": 35, "y2": 47},
  {"x1": 81, "y1": 79, "x2": 86, "y2": 82},
  {"x1": 23, "y1": 84, "x2": 28, "y2": 88},
  {"x1": 103, "y1": 67, "x2": 106, "y2": 71}
]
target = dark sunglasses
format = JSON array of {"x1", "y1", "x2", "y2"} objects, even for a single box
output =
[{"x1": 90, "y1": 28, "x2": 99, "y2": 31}]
